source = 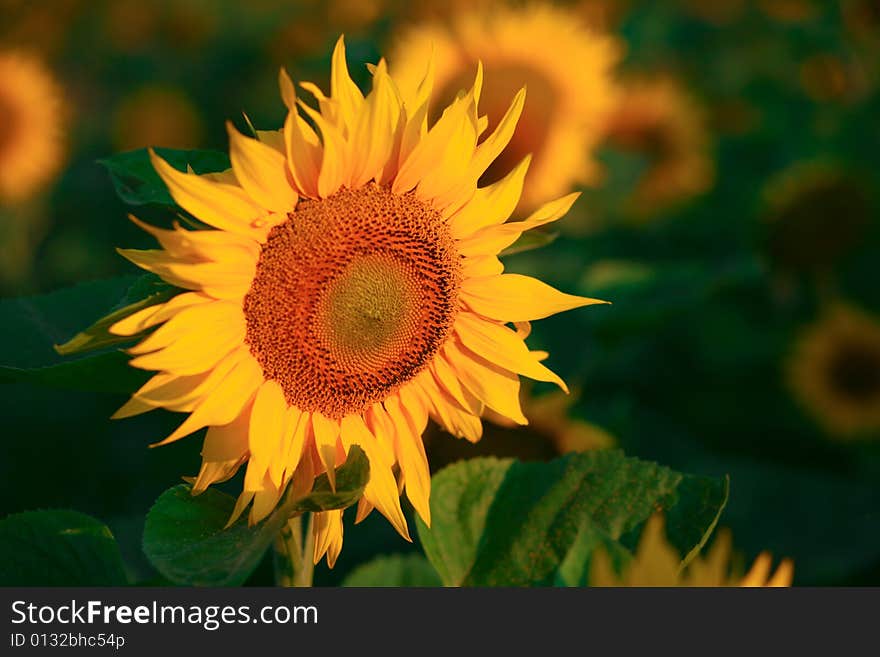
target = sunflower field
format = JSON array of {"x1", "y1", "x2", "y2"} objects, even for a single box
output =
[{"x1": 1, "y1": 0, "x2": 878, "y2": 589}]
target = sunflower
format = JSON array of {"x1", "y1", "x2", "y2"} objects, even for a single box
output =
[
  {"x1": 389, "y1": 3, "x2": 621, "y2": 212},
  {"x1": 425, "y1": 388, "x2": 614, "y2": 471},
  {"x1": 602, "y1": 75, "x2": 713, "y2": 217},
  {"x1": 761, "y1": 162, "x2": 870, "y2": 273},
  {"x1": 787, "y1": 305, "x2": 880, "y2": 438},
  {"x1": 0, "y1": 50, "x2": 64, "y2": 204},
  {"x1": 758, "y1": 0, "x2": 819, "y2": 23},
  {"x1": 591, "y1": 515, "x2": 794, "y2": 587},
  {"x1": 102, "y1": 38, "x2": 604, "y2": 566}
]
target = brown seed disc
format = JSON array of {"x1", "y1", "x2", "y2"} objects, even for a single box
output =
[{"x1": 244, "y1": 183, "x2": 461, "y2": 418}]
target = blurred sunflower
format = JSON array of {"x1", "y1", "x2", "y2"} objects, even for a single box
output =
[
  {"x1": 591, "y1": 515, "x2": 794, "y2": 586},
  {"x1": 602, "y1": 75, "x2": 713, "y2": 217},
  {"x1": 425, "y1": 388, "x2": 614, "y2": 471},
  {"x1": 89, "y1": 38, "x2": 604, "y2": 566},
  {"x1": 269, "y1": 0, "x2": 385, "y2": 60},
  {"x1": 761, "y1": 162, "x2": 871, "y2": 273},
  {"x1": 112, "y1": 86, "x2": 204, "y2": 152},
  {"x1": 799, "y1": 54, "x2": 867, "y2": 104},
  {"x1": 0, "y1": 50, "x2": 64, "y2": 204},
  {"x1": 574, "y1": 0, "x2": 632, "y2": 31},
  {"x1": 103, "y1": 0, "x2": 218, "y2": 52},
  {"x1": 841, "y1": 0, "x2": 880, "y2": 44},
  {"x1": 758, "y1": 0, "x2": 819, "y2": 23},
  {"x1": 787, "y1": 305, "x2": 880, "y2": 438},
  {"x1": 390, "y1": 3, "x2": 621, "y2": 212}
]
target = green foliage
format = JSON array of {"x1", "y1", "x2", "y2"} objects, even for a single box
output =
[
  {"x1": 55, "y1": 274, "x2": 175, "y2": 357},
  {"x1": 416, "y1": 451, "x2": 728, "y2": 586},
  {"x1": 0, "y1": 275, "x2": 175, "y2": 394},
  {"x1": 0, "y1": 510, "x2": 127, "y2": 586},
  {"x1": 342, "y1": 554, "x2": 442, "y2": 587},
  {"x1": 100, "y1": 148, "x2": 231, "y2": 207},
  {"x1": 143, "y1": 447, "x2": 369, "y2": 586}
]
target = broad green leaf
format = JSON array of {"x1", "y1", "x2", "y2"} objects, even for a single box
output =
[
  {"x1": 0, "y1": 510, "x2": 127, "y2": 586},
  {"x1": 0, "y1": 275, "x2": 170, "y2": 394},
  {"x1": 500, "y1": 229, "x2": 559, "y2": 257},
  {"x1": 0, "y1": 351, "x2": 149, "y2": 394},
  {"x1": 143, "y1": 446, "x2": 369, "y2": 586},
  {"x1": 0, "y1": 276, "x2": 138, "y2": 370},
  {"x1": 416, "y1": 450, "x2": 728, "y2": 587},
  {"x1": 56, "y1": 276, "x2": 176, "y2": 356},
  {"x1": 342, "y1": 554, "x2": 442, "y2": 587},
  {"x1": 100, "y1": 148, "x2": 231, "y2": 207}
]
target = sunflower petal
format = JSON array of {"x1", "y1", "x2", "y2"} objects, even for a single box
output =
[
  {"x1": 461, "y1": 273, "x2": 607, "y2": 322},
  {"x1": 149, "y1": 150, "x2": 267, "y2": 239},
  {"x1": 443, "y1": 340, "x2": 527, "y2": 425},
  {"x1": 311, "y1": 411, "x2": 340, "y2": 491},
  {"x1": 227, "y1": 121, "x2": 298, "y2": 214},
  {"x1": 449, "y1": 155, "x2": 530, "y2": 239},
  {"x1": 458, "y1": 192, "x2": 580, "y2": 256},
  {"x1": 151, "y1": 354, "x2": 263, "y2": 446},
  {"x1": 340, "y1": 414, "x2": 410, "y2": 540},
  {"x1": 454, "y1": 311, "x2": 568, "y2": 391}
]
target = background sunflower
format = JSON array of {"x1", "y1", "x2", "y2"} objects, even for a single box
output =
[{"x1": 1, "y1": 0, "x2": 879, "y2": 586}]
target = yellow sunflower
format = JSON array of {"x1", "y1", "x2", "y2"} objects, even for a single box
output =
[
  {"x1": 761, "y1": 162, "x2": 870, "y2": 273},
  {"x1": 101, "y1": 38, "x2": 604, "y2": 566},
  {"x1": 389, "y1": 3, "x2": 621, "y2": 212},
  {"x1": 602, "y1": 75, "x2": 714, "y2": 217},
  {"x1": 787, "y1": 305, "x2": 880, "y2": 438},
  {"x1": 0, "y1": 50, "x2": 65, "y2": 203},
  {"x1": 591, "y1": 515, "x2": 794, "y2": 587}
]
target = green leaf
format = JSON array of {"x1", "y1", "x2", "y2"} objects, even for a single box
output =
[
  {"x1": 500, "y1": 229, "x2": 559, "y2": 257},
  {"x1": 342, "y1": 554, "x2": 442, "y2": 587},
  {"x1": 0, "y1": 275, "x2": 171, "y2": 394},
  {"x1": 0, "y1": 351, "x2": 149, "y2": 394},
  {"x1": 143, "y1": 446, "x2": 370, "y2": 586},
  {"x1": 0, "y1": 510, "x2": 127, "y2": 586},
  {"x1": 100, "y1": 148, "x2": 230, "y2": 207},
  {"x1": 416, "y1": 450, "x2": 728, "y2": 587},
  {"x1": 56, "y1": 276, "x2": 176, "y2": 356}
]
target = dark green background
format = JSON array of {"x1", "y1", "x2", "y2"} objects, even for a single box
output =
[{"x1": 1, "y1": 0, "x2": 878, "y2": 585}]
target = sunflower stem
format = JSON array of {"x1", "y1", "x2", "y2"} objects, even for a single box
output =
[{"x1": 273, "y1": 514, "x2": 314, "y2": 587}]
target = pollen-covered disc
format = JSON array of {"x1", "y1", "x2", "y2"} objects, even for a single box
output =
[{"x1": 244, "y1": 183, "x2": 461, "y2": 418}]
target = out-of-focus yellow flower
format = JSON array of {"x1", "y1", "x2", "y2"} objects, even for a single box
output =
[
  {"x1": 591, "y1": 515, "x2": 794, "y2": 586},
  {"x1": 268, "y1": 0, "x2": 386, "y2": 61},
  {"x1": 787, "y1": 305, "x2": 880, "y2": 438},
  {"x1": 761, "y1": 162, "x2": 870, "y2": 273},
  {"x1": 113, "y1": 86, "x2": 204, "y2": 152},
  {"x1": 602, "y1": 75, "x2": 714, "y2": 218},
  {"x1": 103, "y1": 0, "x2": 218, "y2": 52},
  {"x1": 574, "y1": 0, "x2": 632, "y2": 31},
  {"x1": 799, "y1": 54, "x2": 867, "y2": 104},
  {"x1": 390, "y1": 3, "x2": 622, "y2": 212},
  {"x1": 841, "y1": 0, "x2": 880, "y2": 44},
  {"x1": 758, "y1": 0, "x2": 819, "y2": 23},
  {"x1": 87, "y1": 37, "x2": 604, "y2": 567},
  {"x1": 0, "y1": 50, "x2": 65, "y2": 203},
  {"x1": 0, "y1": 0, "x2": 82, "y2": 56}
]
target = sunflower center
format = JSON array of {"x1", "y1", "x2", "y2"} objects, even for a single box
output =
[
  {"x1": 244, "y1": 184, "x2": 461, "y2": 418},
  {"x1": 827, "y1": 342, "x2": 880, "y2": 403}
]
